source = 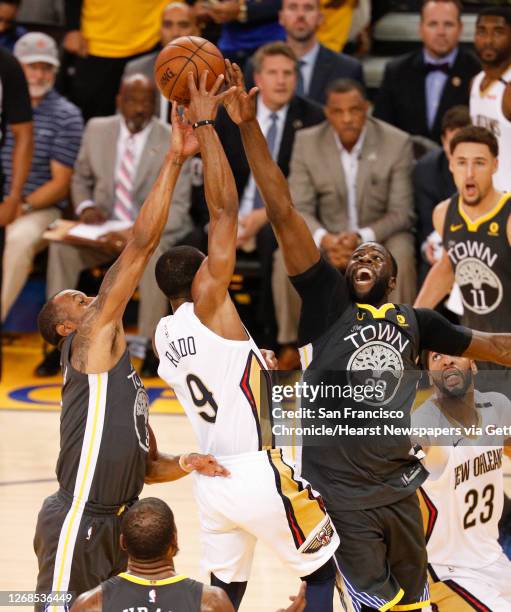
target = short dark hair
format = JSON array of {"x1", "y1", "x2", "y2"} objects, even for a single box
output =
[
  {"x1": 449, "y1": 125, "x2": 499, "y2": 157},
  {"x1": 122, "y1": 498, "x2": 176, "y2": 560},
  {"x1": 421, "y1": 0, "x2": 462, "y2": 19},
  {"x1": 38, "y1": 294, "x2": 65, "y2": 346},
  {"x1": 325, "y1": 78, "x2": 366, "y2": 101},
  {"x1": 441, "y1": 105, "x2": 471, "y2": 135},
  {"x1": 252, "y1": 41, "x2": 298, "y2": 73},
  {"x1": 0, "y1": 0, "x2": 21, "y2": 6},
  {"x1": 477, "y1": 7, "x2": 511, "y2": 27},
  {"x1": 155, "y1": 245, "x2": 205, "y2": 300}
]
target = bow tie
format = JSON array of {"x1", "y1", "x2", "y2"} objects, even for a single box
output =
[{"x1": 424, "y1": 62, "x2": 450, "y2": 75}]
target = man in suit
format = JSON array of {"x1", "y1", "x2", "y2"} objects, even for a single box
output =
[
  {"x1": 413, "y1": 104, "x2": 471, "y2": 284},
  {"x1": 374, "y1": 0, "x2": 480, "y2": 144},
  {"x1": 244, "y1": 0, "x2": 364, "y2": 105},
  {"x1": 274, "y1": 78, "x2": 415, "y2": 362},
  {"x1": 36, "y1": 74, "x2": 193, "y2": 376},
  {"x1": 123, "y1": 2, "x2": 198, "y2": 122},
  {"x1": 209, "y1": 42, "x2": 323, "y2": 347}
]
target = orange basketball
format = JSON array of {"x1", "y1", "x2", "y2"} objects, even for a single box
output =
[{"x1": 154, "y1": 36, "x2": 225, "y2": 105}]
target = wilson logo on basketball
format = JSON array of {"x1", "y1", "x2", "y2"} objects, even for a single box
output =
[{"x1": 161, "y1": 67, "x2": 176, "y2": 85}]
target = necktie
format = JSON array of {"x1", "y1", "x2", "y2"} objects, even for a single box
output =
[
  {"x1": 254, "y1": 113, "x2": 279, "y2": 209},
  {"x1": 424, "y1": 62, "x2": 450, "y2": 75},
  {"x1": 114, "y1": 135, "x2": 136, "y2": 222},
  {"x1": 296, "y1": 59, "x2": 306, "y2": 96}
]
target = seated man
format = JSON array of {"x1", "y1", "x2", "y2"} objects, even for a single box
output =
[
  {"x1": 1, "y1": 32, "x2": 83, "y2": 323},
  {"x1": 72, "y1": 498, "x2": 307, "y2": 612},
  {"x1": 413, "y1": 351, "x2": 511, "y2": 610},
  {"x1": 274, "y1": 78, "x2": 415, "y2": 364},
  {"x1": 36, "y1": 73, "x2": 193, "y2": 377}
]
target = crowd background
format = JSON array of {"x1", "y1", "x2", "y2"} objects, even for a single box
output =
[{"x1": 0, "y1": 0, "x2": 509, "y2": 377}]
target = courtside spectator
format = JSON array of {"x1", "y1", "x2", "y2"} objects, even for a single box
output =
[
  {"x1": 274, "y1": 78, "x2": 415, "y2": 364},
  {"x1": 244, "y1": 0, "x2": 364, "y2": 105},
  {"x1": 62, "y1": 0, "x2": 168, "y2": 120},
  {"x1": 0, "y1": 0, "x2": 24, "y2": 51},
  {"x1": 36, "y1": 74, "x2": 193, "y2": 377},
  {"x1": 374, "y1": 0, "x2": 480, "y2": 144},
  {"x1": 1, "y1": 33, "x2": 83, "y2": 323},
  {"x1": 317, "y1": 0, "x2": 356, "y2": 52}
]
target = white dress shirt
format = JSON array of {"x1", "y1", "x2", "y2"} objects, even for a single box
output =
[
  {"x1": 313, "y1": 127, "x2": 375, "y2": 247},
  {"x1": 424, "y1": 47, "x2": 458, "y2": 131},
  {"x1": 76, "y1": 117, "x2": 153, "y2": 216},
  {"x1": 239, "y1": 99, "x2": 289, "y2": 217},
  {"x1": 299, "y1": 43, "x2": 320, "y2": 96}
]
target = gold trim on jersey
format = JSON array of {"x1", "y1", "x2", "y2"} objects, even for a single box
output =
[
  {"x1": 457, "y1": 193, "x2": 510, "y2": 232},
  {"x1": 356, "y1": 303, "x2": 396, "y2": 319},
  {"x1": 379, "y1": 588, "x2": 404, "y2": 611},
  {"x1": 118, "y1": 572, "x2": 188, "y2": 586},
  {"x1": 391, "y1": 600, "x2": 430, "y2": 611},
  {"x1": 266, "y1": 448, "x2": 329, "y2": 550},
  {"x1": 240, "y1": 350, "x2": 272, "y2": 450}
]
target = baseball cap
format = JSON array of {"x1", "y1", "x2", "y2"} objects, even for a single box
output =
[{"x1": 14, "y1": 32, "x2": 60, "y2": 67}]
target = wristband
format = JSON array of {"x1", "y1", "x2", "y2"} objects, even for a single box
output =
[
  {"x1": 192, "y1": 119, "x2": 215, "y2": 130},
  {"x1": 179, "y1": 453, "x2": 194, "y2": 472}
]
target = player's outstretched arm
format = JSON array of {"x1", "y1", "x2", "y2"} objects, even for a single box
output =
[
  {"x1": 92, "y1": 104, "x2": 199, "y2": 328},
  {"x1": 463, "y1": 330, "x2": 511, "y2": 367},
  {"x1": 185, "y1": 71, "x2": 240, "y2": 319},
  {"x1": 224, "y1": 61, "x2": 319, "y2": 277},
  {"x1": 145, "y1": 424, "x2": 230, "y2": 483},
  {"x1": 70, "y1": 586, "x2": 102, "y2": 611}
]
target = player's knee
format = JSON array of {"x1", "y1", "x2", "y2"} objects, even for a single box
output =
[{"x1": 210, "y1": 573, "x2": 247, "y2": 611}]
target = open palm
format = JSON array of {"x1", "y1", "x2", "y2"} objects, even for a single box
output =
[
  {"x1": 224, "y1": 59, "x2": 258, "y2": 125},
  {"x1": 170, "y1": 101, "x2": 200, "y2": 158}
]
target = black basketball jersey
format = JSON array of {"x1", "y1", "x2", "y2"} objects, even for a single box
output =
[
  {"x1": 56, "y1": 334, "x2": 149, "y2": 506},
  {"x1": 443, "y1": 193, "x2": 511, "y2": 334},
  {"x1": 291, "y1": 257, "x2": 472, "y2": 511},
  {"x1": 102, "y1": 573, "x2": 203, "y2": 612}
]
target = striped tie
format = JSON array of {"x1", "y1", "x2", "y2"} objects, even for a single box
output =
[{"x1": 114, "y1": 135, "x2": 135, "y2": 221}]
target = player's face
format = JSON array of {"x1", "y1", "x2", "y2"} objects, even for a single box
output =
[
  {"x1": 254, "y1": 55, "x2": 297, "y2": 109},
  {"x1": 475, "y1": 16, "x2": 511, "y2": 66},
  {"x1": 22, "y1": 62, "x2": 56, "y2": 99},
  {"x1": 325, "y1": 89, "x2": 368, "y2": 150},
  {"x1": 279, "y1": 0, "x2": 322, "y2": 43},
  {"x1": 450, "y1": 142, "x2": 497, "y2": 206},
  {"x1": 54, "y1": 291, "x2": 95, "y2": 328},
  {"x1": 160, "y1": 5, "x2": 197, "y2": 46},
  {"x1": 420, "y1": 1, "x2": 462, "y2": 58},
  {"x1": 345, "y1": 243, "x2": 395, "y2": 303},
  {"x1": 429, "y1": 352, "x2": 474, "y2": 398},
  {"x1": 119, "y1": 82, "x2": 155, "y2": 133}
]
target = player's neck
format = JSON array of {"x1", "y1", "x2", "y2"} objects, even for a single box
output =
[
  {"x1": 436, "y1": 391, "x2": 477, "y2": 427},
  {"x1": 170, "y1": 297, "x2": 192, "y2": 313},
  {"x1": 126, "y1": 557, "x2": 176, "y2": 580},
  {"x1": 483, "y1": 58, "x2": 511, "y2": 82},
  {"x1": 461, "y1": 188, "x2": 502, "y2": 220}
]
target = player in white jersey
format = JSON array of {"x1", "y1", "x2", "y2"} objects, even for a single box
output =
[
  {"x1": 412, "y1": 351, "x2": 511, "y2": 611},
  {"x1": 153, "y1": 72, "x2": 340, "y2": 612},
  {"x1": 471, "y1": 7, "x2": 511, "y2": 192}
]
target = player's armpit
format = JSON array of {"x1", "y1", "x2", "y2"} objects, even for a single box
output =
[
  {"x1": 463, "y1": 330, "x2": 511, "y2": 367},
  {"x1": 70, "y1": 586, "x2": 102, "y2": 611},
  {"x1": 201, "y1": 585, "x2": 235, "y2": 612}
]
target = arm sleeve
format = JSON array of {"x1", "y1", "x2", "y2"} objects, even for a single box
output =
[
  {"x1": 1, "y1": 51, "x2": 32, "y2": 125},
  {"x1": 415, "y1": 308, "x2": 472, "y2": 355},
  {"x1": 290, "y1": 257, "x2": 351, "y2": 345}
]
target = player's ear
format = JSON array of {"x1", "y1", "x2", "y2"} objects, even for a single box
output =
[
  {"x1": 471, "y1": 361, "x2": 478, "y2": 375},
  {"x1": 56, "y1": 320, "x2": 76, "y2": 338},
  {"x1": 120, "y1": 534, "x2": 128, "y2": 551},
  {"x1": 388, "y1": 275, "x2": 397, "y2": 293}
]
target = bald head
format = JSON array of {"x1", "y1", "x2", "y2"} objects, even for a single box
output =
[
  {"x1": 118, "y1": 73, "x2": 155, "y2": 133},
  {"x1": 161, "y1": 2, "x2": 197, "y2": 46}
]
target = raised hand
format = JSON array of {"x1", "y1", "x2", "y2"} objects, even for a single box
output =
[
  {"x1": 276, "y1": 582, "x2": 307, "y2": 612},
  {"x1": 170, "y1": 101, "x2": 200, "y2": 159},
  {"x1": 223, "y1": 59, "x2": 258, "y2": 125},
  {"x1": 186, "y1": 70, "x2": 236, "y2": 125}
]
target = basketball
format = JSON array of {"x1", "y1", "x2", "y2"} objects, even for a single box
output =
[{"x1": 154, "y1": 36, "x2": 225, "y2": 105}]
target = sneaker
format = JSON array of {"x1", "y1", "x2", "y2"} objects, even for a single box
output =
[{"x1": 34, "y1": 347, "x2": 61, "y2": 377}]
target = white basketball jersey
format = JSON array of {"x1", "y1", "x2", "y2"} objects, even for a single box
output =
[
  {"x1": 415, "y1": 391, "x2": 510, "y2": 569},
  {"x1": 470, "y1": 67, "x2": 511, "y2": 192},
  {"x1": 155, "y1": 302, "x2": 271, "y2": 456}
]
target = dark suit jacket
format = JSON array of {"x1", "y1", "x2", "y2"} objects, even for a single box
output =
[
  {"x1": 373, "y1": 47, "x2": 480, "y2": 143},
  {"x1": 244, "y1": 44, "x2": 365, "y2": 105},
  {"x1": 215, "y1": 94, "x2": 325, "y2": 196}
]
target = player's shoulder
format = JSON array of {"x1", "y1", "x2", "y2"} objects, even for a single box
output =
[
  {"x1": 201, "y1": 585, "x2": 233, "y2": 611},
  {"x1": 433, "y1": 197, "x2": 451, "y2": 232},
  {"x1": 71, "y1": 585, "x2": 102, "y2": 611},
  {"x1": 412, "y1": 397, "x2": 441, "y2": 424},
  {"x1": 475, "y1": 389, "x2": 511, "y2": 412}
]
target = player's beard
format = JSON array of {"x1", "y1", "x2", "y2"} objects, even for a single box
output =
[
  {"x1": 347, "y1": 273, "x2": 389, "y2": 305},
  {"x1": 435, "y1": 369, "x2": 473, "y2": 398}
]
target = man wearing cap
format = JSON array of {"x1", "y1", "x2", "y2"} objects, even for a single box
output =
[{"x1": 1, "y1": 32, "x2": 83, "y2": 323}]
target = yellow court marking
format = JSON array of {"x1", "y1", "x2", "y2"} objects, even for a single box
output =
[{"x1": 1, "y1": 337, "x2": 184, "y2": 415}]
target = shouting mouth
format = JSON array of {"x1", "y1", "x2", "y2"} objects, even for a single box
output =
[{"x1": 354, "y1": 266, "x2": 375, "y2": 287}]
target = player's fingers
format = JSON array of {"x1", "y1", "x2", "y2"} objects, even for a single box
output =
[
  {"x1": 200, "y1": 69, "x2": 209, "y2": 93},
  {"x1": 210, "y1": 73, "x2": 225, "y2": 96},
  {"x1": 224, "y1": 59, "x2": 233, "y2": 85},
  {"x1": 217, "y1": 85, "x2": 237, "y2": 103},
  {"x1": 248, "y1": 86, "x2": 259, "y2": 99},
  {"x1": 187, "y1": 70, "x2": 198, "y2": 95},
  {"x1": 171, "y1": 100, "x2": 179, "y2": 124}
]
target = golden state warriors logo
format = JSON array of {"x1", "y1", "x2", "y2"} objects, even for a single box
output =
[
  {"x1": 455, "y1": 257, "x2": 503, "y2": 315},
  {"x1": 134, "y1": 387, "x2": 150, "y2": 452}
]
